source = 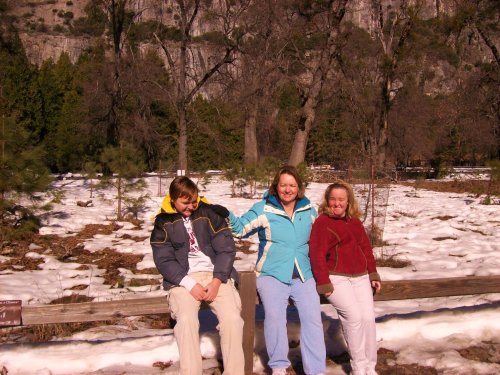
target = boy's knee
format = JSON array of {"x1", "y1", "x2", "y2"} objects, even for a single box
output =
[
  {"x1": 174, "y1": 312, "x2": 199, "y2": 328},
  {"x1": 218, "y1": 314, "x2": 243, "y2": 334},
  {"x1": 222, "y1": 313, "x2": 244, "y2": 328}
]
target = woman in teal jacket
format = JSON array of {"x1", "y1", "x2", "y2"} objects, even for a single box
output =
[{"x1": 213, "y1": 166, "x2": 326, "y2": 375}]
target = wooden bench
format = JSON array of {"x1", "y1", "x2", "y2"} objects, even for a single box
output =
[{"x1": 5, "y1": 274, "x2": 500, "y2": 375}]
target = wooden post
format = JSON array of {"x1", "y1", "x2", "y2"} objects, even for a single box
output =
[
  {"x1": 158, "y1": 160, "x2": 162, "y2": 197},
  {"x1": 238, "y1": 271, "x2": 257, "y2": 375},
  {"x1": 371, "y1": 162, "x2": 375, "y2": 239}
]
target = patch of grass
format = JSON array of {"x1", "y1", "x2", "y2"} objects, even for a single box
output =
[
  {"x1": 235, "y1": 239, "x2": 256, "y2": 254},
  {"x1": 0, "y1": 254, "x2": 44, "y2": 272},
  {"x1": 458, "y1": 341, "x2": 500, "y2": 363},
  {"x1": 0, "y1": 319, "x2": 117, "y2": 344},
  {"x1": 120, "y1": 233, "x2": 148, "y2": 242},
  {"x1": 135, "y1": 267, "x2": 160, "y2": 275},
  {"x1": 433, "y1": 236, "x2": 457, "y2": 241},
  {"x1": 1, "y1": 223, "x2": 141, "y2": 285},
  {"x1": 394, "y1": 210, "x2": 418, "y2": 218},
  {"x1": 369, "y1": 224, "x2": 389, "y2": 247},
  {"x1": 49, "y1": 189, "x2": 65, "y2": 203},
  {"x1": 128, "y1": 278, "x2": 159, "y2": 287},
  {"x1": 153, "y1": 361, "x2": 174, "y2": 370},
  {"x1": 400, "y1": 180, "x2": 500, "y2": 196},
  {"x1": 50, "y1": 294, "x2": 94, "y2": 304},
  {"x1": 433, "y1": 215, "x2": 456, "y2": 221},
  {"x1": 470, "y1": 228, "x2": 488, "y2": 235},
  {"x1": 68, "y1": 284, "x2": 88, "y2": 290},
  {"x1": 375, "y1": 248, "x2": 411, "y2": 268},
  {"x1": 137, "y1": 313, "x2": 172, "y2": 330},
  {"x1": 376, "y1": 347, "x2": 439, "y2": 374}
]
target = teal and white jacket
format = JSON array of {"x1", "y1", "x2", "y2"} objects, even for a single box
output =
[{"x1": 228, "y1": 193, "x2": 317, "y2": 284}]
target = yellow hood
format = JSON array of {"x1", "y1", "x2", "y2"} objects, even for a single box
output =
[{"x1": 159, "y1": 194, "x2": 210, "y2": 214}]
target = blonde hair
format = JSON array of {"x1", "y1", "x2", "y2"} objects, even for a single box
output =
[{"x1": 318, "y1": 180, "x2": 362, "y2": 219}]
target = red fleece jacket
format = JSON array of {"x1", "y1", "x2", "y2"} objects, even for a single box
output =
[{"x1": 309, "y1": 213, "x2": 381, "y2": 294}]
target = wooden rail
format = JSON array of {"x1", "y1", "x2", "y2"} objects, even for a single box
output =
[
  {"x1": 374, "y1": 275, "x2": 500, "y2": 301},
  {"x1": 9, "y1": 274, "x2": 500, "y2": 375}
]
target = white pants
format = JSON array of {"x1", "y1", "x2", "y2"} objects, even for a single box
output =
[{"x1": 326, "y1": 274, "x2": 377, "y2": 375}]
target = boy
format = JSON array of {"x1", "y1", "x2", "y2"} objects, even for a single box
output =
[{"x1": 150, "y1": 176, "x2": 244, "y2": 375}]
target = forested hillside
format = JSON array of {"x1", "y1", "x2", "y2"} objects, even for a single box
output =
[{"x1": 0, "y1": 0, "x2": 498, "y2": 176}]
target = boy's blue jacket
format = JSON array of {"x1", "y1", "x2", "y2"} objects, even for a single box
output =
[{"x1": 228, "y1": 193, "x2": 317, "y2": 284}]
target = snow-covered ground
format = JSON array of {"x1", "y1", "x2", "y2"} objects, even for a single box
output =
[{"x1": 1, "y1": 175, "x2": 499, "y2": 374}]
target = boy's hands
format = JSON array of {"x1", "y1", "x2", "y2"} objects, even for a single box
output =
[
  {"x1": 189, "y1": 278, "x2": 222, "y2": 302},
  {"x1": 190, "y1": 283, "x2": 207, "y2": 301},
  {"x1": 204, "y1": 278, "x2": 222, "y2": 302}
]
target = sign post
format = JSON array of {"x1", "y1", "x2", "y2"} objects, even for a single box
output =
[{"x1": 0, "y1": 300, "x2": 22, "y2": 326}]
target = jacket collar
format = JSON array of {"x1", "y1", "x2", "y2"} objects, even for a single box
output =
[
  {"x1": 265, "y1": 192, "x2": 311, "y2": 213},
  {"x1": 160, "y1": 194, "x2": 209, "y2": 214}
]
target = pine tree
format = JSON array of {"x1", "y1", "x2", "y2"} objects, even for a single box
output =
[
  {"x1": 99, "y1": 141, "x2": 146, "y2": 220},
  {"x1": 0, "y1": 15, "x2": 51, "y2": 239}
]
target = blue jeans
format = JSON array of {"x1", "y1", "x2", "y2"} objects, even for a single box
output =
[{"x1": 256, "y1": 276, "x2": 326, "y2": 375}]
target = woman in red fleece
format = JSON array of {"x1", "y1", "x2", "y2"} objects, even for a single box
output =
[{"x1": 309, "y1": 180, "x2": 381, "y2": 375}]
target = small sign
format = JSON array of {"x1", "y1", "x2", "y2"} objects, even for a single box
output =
[{"x1": 0, "y1": 300, "x2": 22, "y2": 326}]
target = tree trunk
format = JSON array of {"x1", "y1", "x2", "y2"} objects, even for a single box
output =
[
  {"x1": 178, "y1": 9, "x2": 188, "y2": 174},
  {"x1": 288, "y1": 110, "x2": 316, "y2": 166},
  {"x1": 288, "y1": 0, "x2": 347, "y2": 166},
  {"x1": 107, "y1": 0, "x2": 127, "y2": 146},
  {"x1": 287, "y1": 47, "x2": 335, "y2": 166},
  {"x1": 178, "y1": 104, "x2": 188, "y2": 173},
  {"x1": 375, "y1": 76, "x2": 391, "y2": 168},
  {"x1": 244, "y1": 101, "x2": 259, "y2": 164},
  {"x1": 117, "y1": 175, "x2": 122, "y2": 220},
  {"x1": 476, "y1": 25, "x2": 500, "y2": 65},
  {"x1": 372, "y1": 3, "x2": 415, "y2": 169}
]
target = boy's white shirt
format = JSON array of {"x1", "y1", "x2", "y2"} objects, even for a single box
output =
[{"x1": 179, "y1": 217, "x2": 215, "y2": 291}]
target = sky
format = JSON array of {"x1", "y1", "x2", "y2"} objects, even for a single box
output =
[{"x1": 0, "y1": 173, "x2": 499, "y2": 374}]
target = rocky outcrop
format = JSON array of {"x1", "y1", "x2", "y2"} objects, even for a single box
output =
[
  {"x1": 18, "y1": 32, "x2": 92, "y2": 65},
  {"x1": 344, "y1": 0, "x2": 458, "y2": 35}
]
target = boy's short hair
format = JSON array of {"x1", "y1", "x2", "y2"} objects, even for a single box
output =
[{"x1": 169, "y1": 176, "x2": 199, "y2": 200}]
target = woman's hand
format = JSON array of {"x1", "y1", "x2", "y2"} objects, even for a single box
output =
[
  {"x1": 211, "y1": 204, "x2": 229, "y2": 218},
  {"x1": 371, "y1": 280, "x2": 381, "y2": 294}
]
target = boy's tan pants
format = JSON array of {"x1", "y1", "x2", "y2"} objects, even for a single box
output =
[{"x1": 168, "y1": 272, "x2": 245, "y2": 375}]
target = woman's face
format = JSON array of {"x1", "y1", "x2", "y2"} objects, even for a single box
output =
[
  {"x1": 328, "y1": 187, "x2": 348, "y2": 218},
  {"x1": 172, "y1": 194, "x2": 198, "y2": 218},
  {"x1": 277, "y1": 173, "x2": 299, "y2": 205}
]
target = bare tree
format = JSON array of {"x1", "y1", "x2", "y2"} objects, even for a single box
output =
[
  {"x1": 226, "y1": 0, "x2": 288, "y2": 164},
  {"x1": 287, "y1": 0, "x2": 349, "y2": 166},
  {"x1": 101, "y1": 0, "x2": 130, "y2": 145},
  {"x1": 454, "y1": 0, "x2": 499, "y2": 65},
  {"x1": 334, "y1": 0, "x2": 421, "y2": 169},
  {"x1": 368, "y1": 0, "x2": 422, "y2": 168},
  {"x1": 153, "y1": 0, "x2": 250, "y2": 174}
]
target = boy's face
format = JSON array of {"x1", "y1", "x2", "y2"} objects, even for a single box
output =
[{"x1": 172, "y1": 194, "x2": 198, "y2": 218}]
